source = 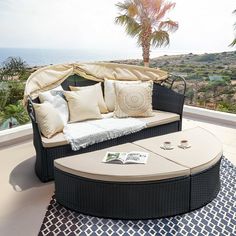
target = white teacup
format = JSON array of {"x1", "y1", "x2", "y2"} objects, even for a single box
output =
[
  {"x1": 163, "y1": 141, "x2": 171, "y2": 149},
  {"x1": 180, "y1": 140, "x2": 188, "y2": 148}
]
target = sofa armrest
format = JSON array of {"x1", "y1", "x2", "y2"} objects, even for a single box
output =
[{"x1": 152, "y1": 84, "x2": 185, "y2": 117}]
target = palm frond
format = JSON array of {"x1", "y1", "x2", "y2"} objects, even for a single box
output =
[
  {"x1": 159, "y1": 19, "x2": 178, "y2": 32},
  {"x1": 116, "y1": 1, "x2": 139, "y2": 17},
  {"x1": 148, "y1": 0, "x2": 164, "y2": 15},
  {"x1": 151, "y1": 30, "x2": 170, "y2": 47},
  {"x1": 156, "y1": 2, "x2": 176, "y2": 21},
  {"x1": 229, "y1": 38, "x2": 236, "y2": 47},
  {"x1": 115, "y1": 15, "x2": 141, "y2": 37},
  {"x1": 116, "y1": 1, "x2": 131, "y2": 12}
]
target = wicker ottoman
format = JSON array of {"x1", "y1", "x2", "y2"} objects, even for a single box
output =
[{"x1": 54, "y1": 127, "x2": 222, "y2": 219}]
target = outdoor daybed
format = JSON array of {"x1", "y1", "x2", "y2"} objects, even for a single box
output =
[{"x1": 24, "y1": 62, "x2": 186, "y2": 182}]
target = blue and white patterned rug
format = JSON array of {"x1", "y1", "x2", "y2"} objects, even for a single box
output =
[{"x1": 39, "y1": 158, "x2": 236, "y2": 236}]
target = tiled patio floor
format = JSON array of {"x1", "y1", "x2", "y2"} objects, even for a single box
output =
[{"x1": 0, "y1": 117, "x2": 235, "y2": 236}]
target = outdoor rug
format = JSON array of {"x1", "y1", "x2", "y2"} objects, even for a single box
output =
[{"x1": 39, "y1": 157, "x2": 236, "y2": 236}]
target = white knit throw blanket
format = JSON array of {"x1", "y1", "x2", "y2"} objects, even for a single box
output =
[{"x1": 63, "y1": 117, "x2": 147, "y2": 151}]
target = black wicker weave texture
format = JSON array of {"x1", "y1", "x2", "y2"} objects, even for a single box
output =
[
  {"x1": 54, "y1": 158, "x2": 221, "y2": 220},
  {"x1": 190, "y1": 158, "x2": 221, "y2": 210},
  {"x1": 55, "y1": 168, "x2": 190, "y2": 220}
]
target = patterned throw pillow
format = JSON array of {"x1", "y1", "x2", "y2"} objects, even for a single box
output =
[
  {"x1": 104, "y1": 79, "x2": 141, "y2": 112},
  {"x1": 114, "y1": 81, "x2": 153, "y2": 118}
]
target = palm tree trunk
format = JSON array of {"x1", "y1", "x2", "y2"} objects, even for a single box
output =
[
  {"x1": 142, "y1": 42, "x2": 150, "y2": 67},
  {"x1": 141, "y1": 23, "x2": 152, "y2": 67}
]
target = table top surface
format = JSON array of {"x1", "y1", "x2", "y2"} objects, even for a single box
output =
[{"x1": 55, "y1": 127, "x2": 223, "y2": 182}]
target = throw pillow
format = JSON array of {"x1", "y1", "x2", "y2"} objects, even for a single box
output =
[
  {"x1": 33, "y1": 102, "x2": 64, "y2": 138},
  {"x1": 64, "y1": 89, "x2": 102, "y2": 122},
  {"x1": 69, "y1": 82, "x2": 108, "y2": 113},
  {"x1": 104, "y1": 79, "x2": 141, "y2": 112},
  {"x1": 114, "y1": 81, "x2": 153, "y2": 118},
  {"x1": 38, "y1": 86, "x2": 69, "y2": 125}
]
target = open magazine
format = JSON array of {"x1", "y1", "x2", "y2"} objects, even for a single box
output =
[{"x1": 102, "y1": 152, "x2": 148, "y2": 164}]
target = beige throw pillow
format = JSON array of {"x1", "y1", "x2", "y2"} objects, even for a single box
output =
[
  {"x1": 114, "y1": 81, "x2": 153, "y2": 118},
  {"x1": 64, "y1": 89, "x2": 102, "y2": 122},
  {"x1": 33, "y1": 102, "x2": 64, "y2": 138},
  {"x1": 104, "y1": 79, "x2": 141, "y2": 112},
  {"x1": 69, "y1": 82, "x2": 108, "y2": 113}
]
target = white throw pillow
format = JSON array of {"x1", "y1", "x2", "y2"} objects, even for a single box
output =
[
  {"x1": 114, "y1": 81, "x2": 154, "y2": 118},
  {"x1": 64, "y1": 89, "x2": 102, "y2": 122},
  {"x1": 104, "y1": 79, "x2": 141, "y2": 112},
  {"x1": 33, "y1": 102, "x2": 64, "y2": 138},
  {"x1": 39, "y1": 88, "x2": 69, "y2": 125},
  {"x1": 69, "y1": 82, "x2": 108, "y2": 113}
]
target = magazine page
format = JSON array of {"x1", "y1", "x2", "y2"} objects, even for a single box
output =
[
  {"x1": 102, "y1": 152, "x2": 127, "y2": 163},
  {"x1": 125, "y1": 152, "x2": 148, "y2": 164}
]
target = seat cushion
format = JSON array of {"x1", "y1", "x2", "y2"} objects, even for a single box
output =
[
  {"x1": 138, "y1": 110, "x2": 180, "y2": 127},
  {"x1": 41, "y1": 113, "x2": 114, "y2": 148},
  {"x1": 41, "y1": 132, "x2": 69, "y2": 148},
  {"x1": 54, "y1": 143, "x2": 190, "y2": 182},
  {"x1": 41, "y1": 110, "x2": 180, "y2": 148}
]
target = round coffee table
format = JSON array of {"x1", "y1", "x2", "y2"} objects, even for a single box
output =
[{"x1": 54, "y1": 127, "x2": 222, "y2": 219}]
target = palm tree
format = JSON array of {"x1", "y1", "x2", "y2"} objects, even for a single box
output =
[
  {"x1": 115, "y1": 0, "x2": 178, "y2": 67},
  {"x1": 230, "y1": 10, "x2": 236, "y2": 46}
]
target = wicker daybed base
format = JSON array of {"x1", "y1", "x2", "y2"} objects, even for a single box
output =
[
  {"x1": 34, "y1": 121, "x2": 179, "y2": 182},
  {"x1": 54, "y1": 158, "x2": 221, "y2": 220},
  {"x1": 27, "y1": 74, "x2": 186, "y2": 182}
]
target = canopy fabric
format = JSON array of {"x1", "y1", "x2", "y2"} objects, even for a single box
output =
[{"x1": 23, "y1": 62, "x2": 168, "y2": 105}]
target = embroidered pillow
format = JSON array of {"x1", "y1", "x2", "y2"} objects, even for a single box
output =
[
  {"x1": 104, "y1": 79, "x2": 141, "y2": 112},
  {"x1": 114, "y1": 81, "x2": 153, "y2": 118}
]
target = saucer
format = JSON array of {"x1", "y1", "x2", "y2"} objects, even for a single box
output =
[
  {"x1": 178, "y1": 145, "x2": 191, "y2": 149},
  {"x1": 160, "y1": 145, "x2": 174, "y2": 150}
]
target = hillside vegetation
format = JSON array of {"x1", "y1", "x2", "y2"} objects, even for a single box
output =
[{"x1": 111, "y1": 51, "x2": 236, "y2": 113}]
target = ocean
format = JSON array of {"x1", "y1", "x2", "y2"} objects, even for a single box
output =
[
  {"x1": 0, "y1": 48, "x2": 206, "y2": 67},
  {"x1": 0, "y1": 48, "x2": 141, "y2": 67}
]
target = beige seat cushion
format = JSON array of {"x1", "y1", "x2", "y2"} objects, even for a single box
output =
[
  {"x1": 70, "y1": 83, "x2": 108, "y2": 113},
  {"x1": 64, "y1": 89, "x2": 102, "y2": 122},
  {"x1": 41, "y1": 132, "x2": 68, "y2": 148},
  {"x1": 33, "y1": 102, "x2": 64, "y2": 138},
  {"x1": 54, "y1": 143, "x2": 190, "y2": 182},
  {"x1": 138, "y1": 110, "x2": 180, "y2": 128},
  {"x1": 104, "y1": 79, "x2": 141, "y2": 112},
  {"x1": 134, "y1": 127, "x2": 223, "y2": 174},
  {"x1": 114, "y1": 81, "x2": 153, "y2": 118},
  {"x1": 41, "y1": 110, "x2": 179, "y2": 148}
]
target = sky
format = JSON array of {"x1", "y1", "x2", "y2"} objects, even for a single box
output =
[{"x1": 0, "y1": 0, "x2": 235, "y2": 59}]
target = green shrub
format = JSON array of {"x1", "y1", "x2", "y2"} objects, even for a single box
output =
[
  {"x1": 1, "y1": 100, "x2": 29, "y2": 125},
  {"x1": 6, "y1": 81, "x2": 25, "y2": 105}
]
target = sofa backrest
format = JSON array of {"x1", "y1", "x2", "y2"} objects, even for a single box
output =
[
  {"x1": 61, "y1": 74, "x2": 98, "y2": 90},
  {"x1": 30, "y1": 74, "x2": 185, "y2": 118}
]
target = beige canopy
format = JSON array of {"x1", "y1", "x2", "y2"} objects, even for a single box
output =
[{"x1": 24, "y1": 62, "x2": 168, "y2": 104}]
